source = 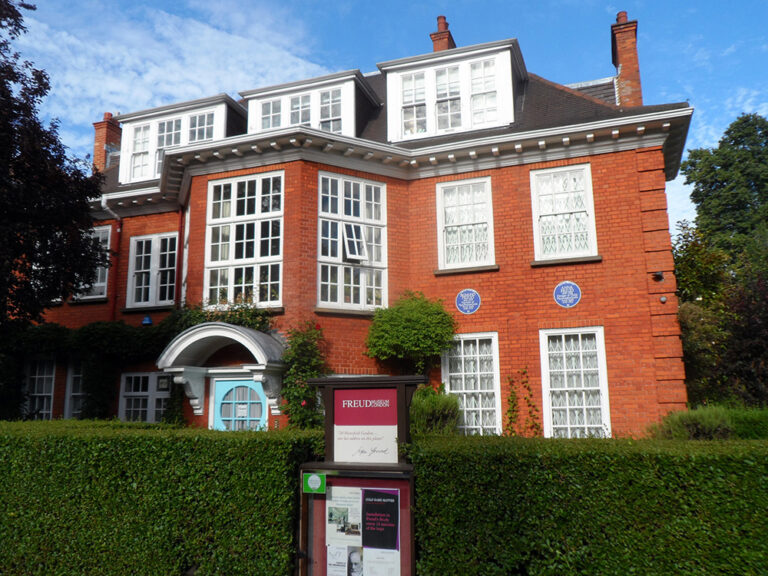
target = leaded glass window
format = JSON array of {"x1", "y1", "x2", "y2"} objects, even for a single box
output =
[
  {"x1": 531, "y1": 165, "x2": 597, "y2": 260},
  {"x1": 443, "y1": 334, "x2": 500, "y2": 435},
  {"x1": 437, "y1": 178, "x2": 495, "y2": 269},
  {"x1": 540, "y1": 327, "x2": 610, "y2": 438}
]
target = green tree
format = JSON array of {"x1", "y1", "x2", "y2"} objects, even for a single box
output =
[
  {"x1": 678, "y1": 113, "x2": 768, "y2": 406},
  {"x1": 682, "y1": 113, "x2": 768, "y2": 258},
  {"x1": 0, "y1": 1, "x2": 105, "y2": 328},
  {"x1": 365, "y1": 291, "x2": 457, "y2": 375},
  {"x1": 0, "y1": 1, "x2": 105, "y2": 417}
]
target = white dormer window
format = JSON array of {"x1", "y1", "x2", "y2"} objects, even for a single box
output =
[
  {"x1": 131, "y1": 124, "x2": 150, "y2": 179},
  {"x1": 471, "y1": 59, "x2": 497, "y2": 126},
  {"x1": 155, "y1": 118, "x2": 181, "y2": 175},
  {"x1": 320, "y1": 89, "x2": 342, "y2": 133},
  {"x1": 402, "y1": 72, "x2": 426, "y2": 136},
  {"x1": 189, "y1": 113, "x2": 214, "y2": 142},
  {"x1": 385, "y1": 49, "x2": 514, "y2": 142},
  {"x1": 261, "y1": 99, "x2": 281, "y2": 130},
  {"x1": 290, "y1": 94, "x2": 311, "y2": 125},
  {"x1": 436, "y1": 66, "x2": 461, "y2": 130}
]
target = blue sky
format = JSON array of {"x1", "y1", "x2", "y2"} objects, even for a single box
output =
[{"x1": 14, "y1": 0, "x2": 768, "y2": 229}]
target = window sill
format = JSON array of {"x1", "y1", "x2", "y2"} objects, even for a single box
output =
[
  {"x1": 70, "y1": 297, "x2": 109, "y2": 305},
  {"x1": 314, "y1": 307, "x2": 376, "y2": 318},
  {"x1": 530, "y1": 255, "x2": 602, "y2": 268},
  {"x1": 121, "y1": 304, "x2": 176, "y2": 314},
  {"x1": 434, "y1": 264, "x2": 499, "y2": 276}
]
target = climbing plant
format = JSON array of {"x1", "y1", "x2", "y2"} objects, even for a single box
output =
[{"x1": 280, "y1": 321, "x2": 327, "y2": 429}]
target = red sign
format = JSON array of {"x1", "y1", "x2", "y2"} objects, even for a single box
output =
[{"x1": 334, "y1": 388, "x2": 398, "y2": 426}]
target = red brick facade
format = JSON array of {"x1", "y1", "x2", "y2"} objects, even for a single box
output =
[{"x1": 37, "y1": 12, "x2": 690, "y2": 436}]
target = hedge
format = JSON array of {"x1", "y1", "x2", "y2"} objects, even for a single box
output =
[
  {"x1": 411, "y1": 436, "x2": 768, "y2": 575},
  {"x1": 0, "y1": 421, "x2": 322, "y2": 576}
]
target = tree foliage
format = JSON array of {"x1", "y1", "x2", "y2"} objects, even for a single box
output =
[
  {"x1": 365, "y1": 291, "x2": 457, "y2": 375},
  {"x1": 677, "y1": 113, "x2": 768, "y2": 406},
  {"x1": 0, "y1": 0, "x2": 105, "y2": 330}
]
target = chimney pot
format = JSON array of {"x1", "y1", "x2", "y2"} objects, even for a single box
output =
[
  {"x1": 430, "y1": 14, "x2": 456, "y2": 52},
  {"x1": 103, "y1": 112, "x2": 113, "y2": 121},
  {"x1": 616, "y1": 10, "x2": 628, "y2": 24}
]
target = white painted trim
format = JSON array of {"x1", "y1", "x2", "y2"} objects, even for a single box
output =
[
  {"x1": 125, "y1": 231, "x2": 179, "y2": 308},
  {"x1": 539, "y1": 326, "x2": 611, "y2": 438},
  {"x1": 530, "y1": 163, "x2": 598, "y2": 262},
  {"x1": 436, "y1": 176, "x2": 495, "y2": 271}
]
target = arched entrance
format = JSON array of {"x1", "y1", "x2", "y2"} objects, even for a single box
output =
[{"x1": 156, "y1": 322, "x2": 285, "y2": 429}]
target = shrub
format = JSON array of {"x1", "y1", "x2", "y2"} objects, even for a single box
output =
[
  {"x1": 281, "y1": 321, "x2": 327, "y2": 429},
  {"x1": 0, "y1": 420, "x2": 322, "y2": 575},
  {"x1": 409, "y1": 384, "x2": 460, "y2": 436},
  {"x1": 650, "y1": 405, "x2": 768, "y2": 440},
  {"x1": 365, "y1": 291, "x2": 456, "y2": 375},
  {"x1": 411, "y1": 435, "x2": 768, "y2": 575}
]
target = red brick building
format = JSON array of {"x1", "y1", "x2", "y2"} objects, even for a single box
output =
[{"x1": 36, "y1": 12, "x2": 690, "y2": 437}]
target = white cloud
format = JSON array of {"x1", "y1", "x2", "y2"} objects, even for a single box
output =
[{"x1": 14, "y1": 1, "x2": 329, "y2": 160}]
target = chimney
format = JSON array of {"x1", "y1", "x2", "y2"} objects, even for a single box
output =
[
  {"x1": 430, "y1": 15, "x2": 456, "y2": 52},
  {"x1": 611, "y1": 11, "x2": 643, "y2": 106},
  {"x1": 92, "y1": 112, "x2": 122, "y2": 172}
]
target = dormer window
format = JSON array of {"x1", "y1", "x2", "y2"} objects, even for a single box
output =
[
  {"x1": 261, "y1": 99, "x2": 281, "y2": 130},
  {"x1": 290, "y1": 94, "x2": 311, "y2": 125},
  {"x1": 320, "y1": 89, "x2": 342, "y2": 133},
  {"x1": 402, "y1": 72, "x2": 426, "y2": 136},
  {"x1": 436, "y1": 66, "x2": 461, "y2": 130},
  {"x1": 156, "y1": 118, "x2": 181, "y2": 175},
  {"x1": 470, "y1": 59, "x2": 497, "y2": 125},
  {"x1": 384, "y1": 48, "x2": 514, "y2": 142},
  {"x1": 131, "y1": 124, "x2": 150, "y2": 179},
  {"x1": 189, "y1": 113, "x2": 214, "y2": 142}
]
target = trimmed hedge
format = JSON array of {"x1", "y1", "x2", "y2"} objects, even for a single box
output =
[
  {"x1": 411, "y1": 436, "x2": 768, "y2": 575},
  {"x1": 650, "y1": 405, "x2": 768, "y2": 440},
  {"x1": 0, "y1": 421, "x2": 322, "y2": 576}
]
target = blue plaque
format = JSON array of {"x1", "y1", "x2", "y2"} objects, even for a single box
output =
[
  {"x1": 554, "y1": 281, "x2": 581, "y2": 308},
  {"x1": 456, "y1": 288, "x2": 481, "y2": 315}
]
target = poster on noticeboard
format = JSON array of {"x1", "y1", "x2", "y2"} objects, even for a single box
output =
[{"x1": 325, "y1": 486, "x2": 400, "y2": 576}]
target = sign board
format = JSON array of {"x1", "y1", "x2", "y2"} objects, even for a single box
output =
[
  {"x1": 333, "y1": 388, "x2": 398, "y2": 464},
  {"x1": 325, "y1": 485, "x2": 401, "y2": 576},
  {"x1": 554, "y1": 281, "x2": 582, "y2": 308},
  {"x1": 455, "y1": 288, "x2": 481, "y2": 314}
]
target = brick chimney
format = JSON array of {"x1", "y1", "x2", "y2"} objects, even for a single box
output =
[
  {"x1": 430, "y1": 15, "x2": 456, "y2": 52},
  {"x1": 92, "y1": 112, "x2": 122, "y2": 172},
  {"x1": 611, "y1": 11, "x2": 643, "y2": 106}
]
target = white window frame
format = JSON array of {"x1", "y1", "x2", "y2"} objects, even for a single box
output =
[
  {"x1": 189, "y1": 112, "x2": 214, "y2": 143},
  {"x1": 25, "y1": 357, "x2": 55, "y2": 420},
  {"x1": 317, "y1": 172, "x2": 387, "y2": 311},
  {"x1": 261, "y1": 99, "x2": 281, "y2": 130},
  {"x1": 539, "y1": 326, "x2": 611, "y2": 438},
  {"x1": 435, "y1": 66, "x2": 462, "y2": 131},
  {"x1": 441, "y1": 332, "x2": 502, "y2": 435},
  {"x1": 436, "y1": 176, "x2": 495, "y2": 270},
  {"x1": 118, "y1": 373, "x2": 172, "y2": 423},
  {"x1": 204, "y1": 171, "x2": 284, "y2": 308},
  {"x1": 470, "y1": 58, "x2": 497, "y2": 127},
  {"x1": 530, "y1": 163, "x2": 598, "y2": 262},
  {"x1": 155, "y1": 117, "x2": 181, "y2": 176},
  {"x1": 319, "y1": 89, "x2": 342, "y2": 133},
  {"x1": 65, "y1": 362, "x2": 85, "y2": 419},
  {"x1": 289, "y1": 94, "x2": 311, "y2": 126},
  {"x1": 127, "y1": 232, "x2": 178, "y2": 308},
  {"x1": 401, "y1": 72, "x2": 426, "y2": 136},
  {"x1": 130, "y1": 124, "x2": 150, "y2": 179},
  {"x1": 79, "y1": 225, "x2": 111, "y2": 299}
]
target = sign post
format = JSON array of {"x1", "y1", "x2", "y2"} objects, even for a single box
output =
[{"x1": 298, "y1": 375, "x2": 424, "y2": 576}]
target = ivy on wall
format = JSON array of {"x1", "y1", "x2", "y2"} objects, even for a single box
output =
[{"x1": 3, "y1": 304, "x2": 272, "y2": 420}]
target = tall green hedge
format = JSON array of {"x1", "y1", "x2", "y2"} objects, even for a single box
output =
[
  {"x1": 0, "y1": 421, "x2": 322, "y2": 575},
  {"x1": 411, "y1": 436, "x2": 768, "y2": 575}
]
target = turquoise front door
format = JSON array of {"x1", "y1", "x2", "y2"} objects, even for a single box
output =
[{"x1": 213, "y1": 379, "x2": 267, "y2": 431}]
